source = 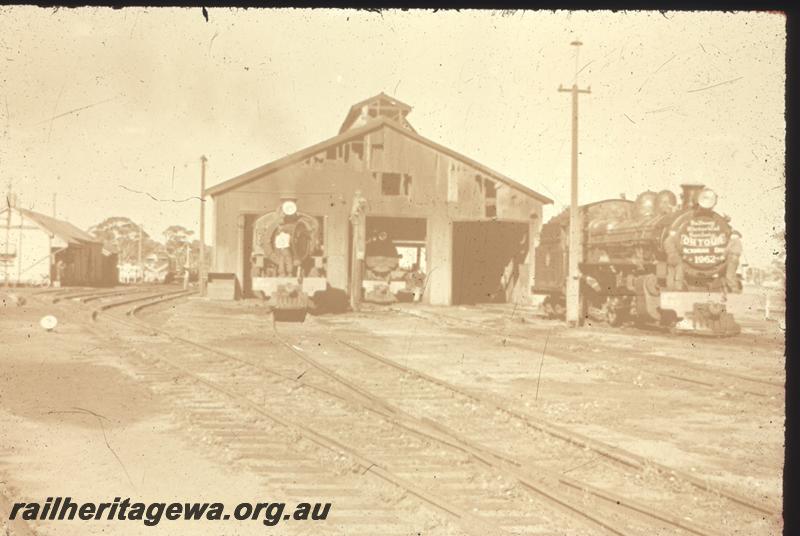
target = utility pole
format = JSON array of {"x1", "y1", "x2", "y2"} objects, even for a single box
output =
[
  {"x1": 184, "y1": 242, "x2": 191, "y2": 290},
  {"x1": 558, "y1": 40, "x2": 591, "y2": 327},
  {"x1": 349, "y1": 190, "x2": 367, "y2": 311},
  {"x1": 16, "y1": 195, "x2": 23, "y2": 285},
  {"x1": 50, "y1": 193, "x2": 56, "y2": 284},
  {"x1": 4, "y1": 180, "x2": 12, "y2": 288},
  {"x1": 138, "y1": 222, "x2": 143, "y2": 284},
  {"x1": 199, "y1": 155, "x2": 208, "y2": 297}
]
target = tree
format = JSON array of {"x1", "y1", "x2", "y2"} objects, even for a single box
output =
[
  {"x1": 160, "y1": 225, "x2": 213, "y2": 273},
  {"x1": 88, "y1": 217, "x2": 160, "y2": 264},
  {"x1": 190, "y1": 239, "x2": 213, "y2": 272},
  {"x1": 163, "y1": 225, "x2": 194, "y2": 268}
]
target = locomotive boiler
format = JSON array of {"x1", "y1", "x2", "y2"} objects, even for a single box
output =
[
  {"x1": 533, "y1": 184, "x2": 742, "y2": 336},
  {"x1": 251, "y1": 199, "x2": 327, "y2": 321}
]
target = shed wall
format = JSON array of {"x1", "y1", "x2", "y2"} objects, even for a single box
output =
[{"x1": 0, "y1": 210, "x2": 56, "y2": 285}]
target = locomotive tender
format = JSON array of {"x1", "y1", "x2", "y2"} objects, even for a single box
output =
[{"x1": 533, "y1": 184, "x2": 742, "y2": 336}]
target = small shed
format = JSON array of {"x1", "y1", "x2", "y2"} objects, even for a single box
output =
[{"x1": 0, "y1": 205, "x2": 112, "y2": 287}]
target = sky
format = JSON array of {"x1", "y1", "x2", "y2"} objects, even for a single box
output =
[{"x1": 0, "y1": 8, "x2": 786, "y2": 267}]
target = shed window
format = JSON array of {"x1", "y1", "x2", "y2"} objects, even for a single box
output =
[
  {"x1": 381, "y1": 173, "x2": 402, "y2": 196},
  {"x1": 447, "y1": 163, "x2": 458, "y2": 203},
  {"x1": 484, "y1": 179, "x2": 497, "y2": 199},
  {"x1": 351, "y1": 141, "x2": 364, "y2": 159}
]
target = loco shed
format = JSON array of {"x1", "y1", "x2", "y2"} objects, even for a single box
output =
[{"x1": 206, "y1": 93, "x2": 552, "y2": 311}]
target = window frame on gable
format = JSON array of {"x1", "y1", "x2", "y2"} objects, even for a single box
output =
[
  {"x1": 381, "y1": 172, "x2": 402, "y2": 196},
  {"x1": 378, "y1": 172, "x2": 412, "y2": 197}
]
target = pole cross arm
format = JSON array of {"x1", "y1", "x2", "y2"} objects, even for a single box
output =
[{"x1": 558, "y1": 84, "x2": 591, "y2": 94}]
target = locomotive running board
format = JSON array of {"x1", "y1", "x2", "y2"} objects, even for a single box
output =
[
  {"x1": 660, "y1": 291, "x2": 755, "y2": 336},
  {"x1": 252, "y1": 276, "x2": 327, "y2": 297},
  {"x1": 659, "y1": 291, "x2": 760, "y2": 318}
]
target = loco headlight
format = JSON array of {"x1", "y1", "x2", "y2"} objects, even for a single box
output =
[
  {"x1": 697, "y1": 188, "x2": 717, "y2": 210},
  {"x1": 281, "y1": 200, "x2": 298, "y2": 216}
]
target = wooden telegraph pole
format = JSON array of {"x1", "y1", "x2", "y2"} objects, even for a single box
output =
[
  {"x1": 50, "y1": 192, "x2": 56, "y2": 284},
  {"x1": 349, "y1": 190, "x2": 367, "y2": 311},
  {"x1": 558, "y1": 40, "x2": 591, "y2": 327},
  {"x1": 138, "y1": 222, "x2": 143, "y2": 283},
  {"x1": 4, "y1": 180, "x2": 12, "y2": 288},
  {"x1": 199, "y1": 155, "x2": 208, "y2": 297}
]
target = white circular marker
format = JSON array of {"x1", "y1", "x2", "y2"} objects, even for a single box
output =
[
  {"x1": 40, "y1": 315, "x2": 58, "y2": 331},
  {"x1": 697, "y1": 188, "x2": 717, "y2": 210},
  {"x1": 282, "y1": 200, "x2": 298, "y2": 216}
]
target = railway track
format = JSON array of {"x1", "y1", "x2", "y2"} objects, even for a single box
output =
[
  {"x1": 28, "y1": 286, "x2": 94, "y2": 296},
  {"x1": 394, "y1": 307, "x2": 783, "y2": 399},
  {"x1": 25, "y1": 285, "x2": 175, "y2": 306},
  {"x1": 477, "y1": 301, "x2": 783, "y2": 367},
  {"x1": 81, "y1": 294, "x2": 781, "y2": 535},
  {"x1": 90, "y1": 295, "x2": 639, "y2": 535},
  {"x1": 279, "y1": 317, "x2": 779, "y2": 532},
  {"x1": 51, "y1": 286, "x2": 169, "y2": 304},
  {"x1": 54, "y1": 290, "x2": 483, "y2": 536}
]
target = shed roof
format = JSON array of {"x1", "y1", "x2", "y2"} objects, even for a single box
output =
[
  {"x1": 206, "y1": 116, "x2": 552, "y2": 205},
  {"x1": 17, "y1": 208, "x2": 100, "y2": 245}
]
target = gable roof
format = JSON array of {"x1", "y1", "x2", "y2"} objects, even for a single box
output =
[
  {"x1": 13, "y1": 208, "x2": 100, "y2": 245},
  {"x1": 206, "y1": 117, "x2": 552, "y2": 205}
]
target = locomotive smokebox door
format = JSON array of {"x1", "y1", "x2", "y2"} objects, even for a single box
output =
[{"x1": 250, "y1": 199, "x2": 327, "y2": 322}]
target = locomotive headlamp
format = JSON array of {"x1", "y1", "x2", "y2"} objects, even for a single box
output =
[
  {"x1": 281, "y1": 200, "x2": 298, "y2": 216},
  {"x1": 697, "y1": 188, "x2": 717, "y2": 210}
]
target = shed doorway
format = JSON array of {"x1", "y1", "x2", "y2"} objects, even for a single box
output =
[
  {"x1": 452, "y1": 221, "x2": 529, "y2": 305},
  {"x1": 353, "y1": 216, "x2": 427, "y2": 301}
]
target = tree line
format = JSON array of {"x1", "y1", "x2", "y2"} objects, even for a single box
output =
[{"x1": 88, "y1": 216, "x2": 211, "y2": 272}]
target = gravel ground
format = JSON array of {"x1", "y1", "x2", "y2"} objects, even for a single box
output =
[
  {"x1": 1, "y1": 289, "x2": 784, "y2": 534},
  {"x1": 0, "y1": 295, "x2": 364, "y2": 536}
]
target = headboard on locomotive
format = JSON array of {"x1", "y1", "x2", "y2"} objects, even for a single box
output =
[
  {"x1": 668, "y1": 208, "x2": 732, "y2": 285},
  {"x1": 250, "y1": 199, "x2": 327, "y2": 298}
]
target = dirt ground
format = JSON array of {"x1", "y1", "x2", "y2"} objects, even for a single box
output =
[
  {"x1": 0, "y1": 296, "x2": 342, "y2": 536},
  {"x1": 1, "y1": 289, "x2": 785, "y2": 534},
  {"x1": 321, "y1": 304, "x2": 785, "y2": 506},
  {"x1": 145, "y1": 295, "x2": 785, "y2": 511}
]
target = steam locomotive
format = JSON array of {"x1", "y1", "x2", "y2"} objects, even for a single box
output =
[
  {"x1": 533, "y1": 184, "x2": 742, "y2": 336},
  {"x1": 250, "y1": 199, "x2": 328, "y2": 321},
  {"x1": 249, "y1": 197, "x2": 426, "y2": 321}
]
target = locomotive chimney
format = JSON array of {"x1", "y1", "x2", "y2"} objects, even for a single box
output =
[{"x1": 680, "y1": 183, "x2": 705, "y2": 210}]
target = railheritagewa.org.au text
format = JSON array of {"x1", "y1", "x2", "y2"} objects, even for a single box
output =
[{"x1": 9, "y1": 497, "x2": 331, "y2": 527}]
